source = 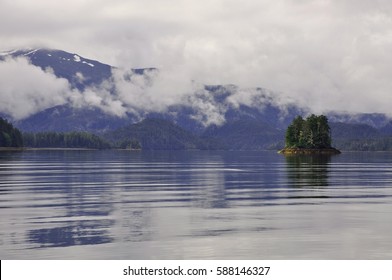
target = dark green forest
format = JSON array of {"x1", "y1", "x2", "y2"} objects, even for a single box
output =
[
  {"x1": 105, "y1": 118, "x2": 223, "y2": 150},
  {"x1": 333, "y1": 137, "x2": 392, "y2": 151},
  {"x1": 0, "y1": 117, "x2": 23, "y2": 147},
  {"x1": 5, "y1": 114, "x2": 392, "y2": 151},
  {"x1": 23, "y1": 131, "x2": 111, "y2": 149},
  {"x1": 285, "y1": 115, "x2": 331, "y2": 149},
  {"x1": 330, "y1": 122, "x2": 392, "y2": 151}
]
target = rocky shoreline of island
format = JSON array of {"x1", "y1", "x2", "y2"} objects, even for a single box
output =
[{"x1": 278, "y1": 147, "x2": 341, "y2": 155}]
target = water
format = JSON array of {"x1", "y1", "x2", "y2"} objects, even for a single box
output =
[{"x1": 1, "y1": 150, "x2": 392, "y2": 259}]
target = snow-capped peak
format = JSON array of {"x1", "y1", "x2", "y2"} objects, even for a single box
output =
[
  {"x1": 0, "y1": 48, "x2": 42, "y2": 57},
  {"x1": 73, "y1": 54, "x2": 81, "y2": 62}
]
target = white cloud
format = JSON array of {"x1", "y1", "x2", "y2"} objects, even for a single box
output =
[
  {"x1": 185, "y1": 89, "x2": 227, "y2": 127},
  {"x1": 2, "y1": 0, "x2": 392, "y2": 117},
  {"x1": 110, "y1": 66, "x2": 198, "y2": 112},
  {"x1": 0, "y1": 57, "x2": 73, "y2": 119}
]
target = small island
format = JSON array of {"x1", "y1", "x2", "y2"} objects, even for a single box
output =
[{"x1": 278, "y1": 114, "x2": 341, "y2": 155}]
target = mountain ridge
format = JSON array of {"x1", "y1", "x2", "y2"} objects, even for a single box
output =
[{"x1": 2, "y1": 47, "x2": 392, "y2": 150}]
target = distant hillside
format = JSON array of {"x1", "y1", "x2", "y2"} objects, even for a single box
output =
[
  {"x1": 17, "y1": 105, "x2": 132, "y2": 133},
  {"x1": 3, "y1": 48, "x2": 392, "y2": 151},
  {"x1": 380, "y1": 121, "x2": 392, "y2": 135},
  {"x1": 330, "y1": 122, "x2": 392, "y2": 151},
  {"x1": 104, "y1": 118, "x2": 225, "y2": 150},
  {"x1": 327, "y1": 113, "x2": 392, "y2": 129},
  {"x1": 203, "y1": 119, "x2": 284, "y2": 150},
  {"x1": 331, "y1": 122, "x2": 381, "y2": 139}
]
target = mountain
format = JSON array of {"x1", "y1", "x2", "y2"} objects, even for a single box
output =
[
  {"x1": 328, "y1": 113, "x2": 392, "y2": 129},
  {"x1": 329, "y1": 122, "x2": 392, "y2": 151},
  {"x1": 203, "y1": 119, "x2": 284, "y2": 150},
  {"x1": 105, "y1": 118, "x2": 224, "y2": 150},
  {"x1": 330, "y1": 122, "x2": 382, "y2": 140},
  {"x1": 380, "y1": 121, "x2": 392, "y2": 135},
  {"x1": 16, "y1": 104, "x2": 133, "y2": 132},
  {"x1": 1, "y1": 48, "x2": 112, "y2": 90},
  {"x1": 2, "y1": 47, "x2": 392, "y2": 150},
  {"x1": 1, "y1": 48, "x2": 308, "y2": 134}
]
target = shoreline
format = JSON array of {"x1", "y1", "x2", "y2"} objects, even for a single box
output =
[
  {"x1": 0, "y1": 147, "x2": 98, "y2": 152},
  {"x1": 26, "y1": 148, "x2": 99, "y2": 151},
  {"x1": 1, "y1": 147, "x2": 144, "y2": 152},
  {"x1": 278, "y1": 147, "x2": 341, "y2": 155},
  {"x1": 0, "y1": 147, "x2": 25, "y2": 152}
]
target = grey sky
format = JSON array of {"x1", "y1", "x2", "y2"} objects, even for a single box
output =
[{"x1": 1, "y1": 0, "x2": 392, "y2": 116}]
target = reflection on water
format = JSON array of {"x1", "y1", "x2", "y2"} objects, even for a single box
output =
[
  {"x1": 285, "y1": 155, "x2": 331, "y2": 187},
  {"x1": 28, "y1": 220, "x2": 114, "y2": 248},
  {"x1": 2, "y1": 150, "x2": 392, "y2": 259}
]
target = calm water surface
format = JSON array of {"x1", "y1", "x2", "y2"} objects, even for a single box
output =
[{"x1": 1, "y1": 150, "x2": 392, "y2": 259}]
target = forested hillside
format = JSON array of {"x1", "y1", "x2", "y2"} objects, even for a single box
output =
[
  {"x1": 203, "y1": 119, "x2": 283, "y2": 150},
  {"x1": 106, "y1": 118, "x2": 225, "y2": 150},
  {"x1": 23, "y1": 131, "x2": 110, "y2": 149},
  {"x1": 330, "y1": 122, "x2": 392, "y2": 151},
  {"x1": 3, "y1": 48, "x2": 392, "y2": 152},
  {"x1": 0, "y1": 117, "x2": 23, "y2": 147}
]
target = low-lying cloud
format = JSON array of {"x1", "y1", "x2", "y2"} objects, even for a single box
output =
[
  {"x1": 0, "y1": 57, "x2": 72, "y2": 119},
  {"x1": 76, "y1": 67, "x2": 243, "y2": 126},
  {"x1": 2, "y1": 1, "x2": 392, "y2": 118},
  {"x1": 2, "y1": 48, "x2": 392, "y2": 128},
  {"x1": 0, "y1": 55, "x2": 296, "y2": 127}
]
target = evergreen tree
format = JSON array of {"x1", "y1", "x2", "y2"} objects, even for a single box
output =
[
  {"x1": 0, "y1": 117, "x2": 23, "y2": 147},
  {"x1": 23, "y1": 131, "x2": 110, "y2": 149},
  {"x1": 285, "y1": 115, "x2": 331, "y2": 149},
  {"x1": 285, "y1": 116, "x2": 307, "y2": 148}
]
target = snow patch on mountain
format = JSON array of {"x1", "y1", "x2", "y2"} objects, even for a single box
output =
[
  {"x1": 0, "y1": 49, "x2": 18, "y2": 56},
  {"x1": 82, "y1": 61, "x2": 94, "y2": 67},
  {"x1": 23, "y1": 49, "x2": 40, "y2": 56},
  {"x1": 73, "y1": 55, "x2": 81, "y2": 62}
]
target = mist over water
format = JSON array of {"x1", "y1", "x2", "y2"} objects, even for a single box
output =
[{"x1": 1, "y1": 150, "x2": 392, "y2": 259}]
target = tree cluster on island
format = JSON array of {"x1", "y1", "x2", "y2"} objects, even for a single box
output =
[{"x1": 281, "y1": 114, "x2": 340, "y2": 154}]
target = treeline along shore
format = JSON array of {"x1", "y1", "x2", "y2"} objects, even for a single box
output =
[{"x1": 3, "y1": 116, "x2": 392, "y2": 152}]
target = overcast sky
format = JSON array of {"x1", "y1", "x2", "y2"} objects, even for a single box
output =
[{"x1": 1, "y1": 0, "x2": 392, "y2": 116}]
